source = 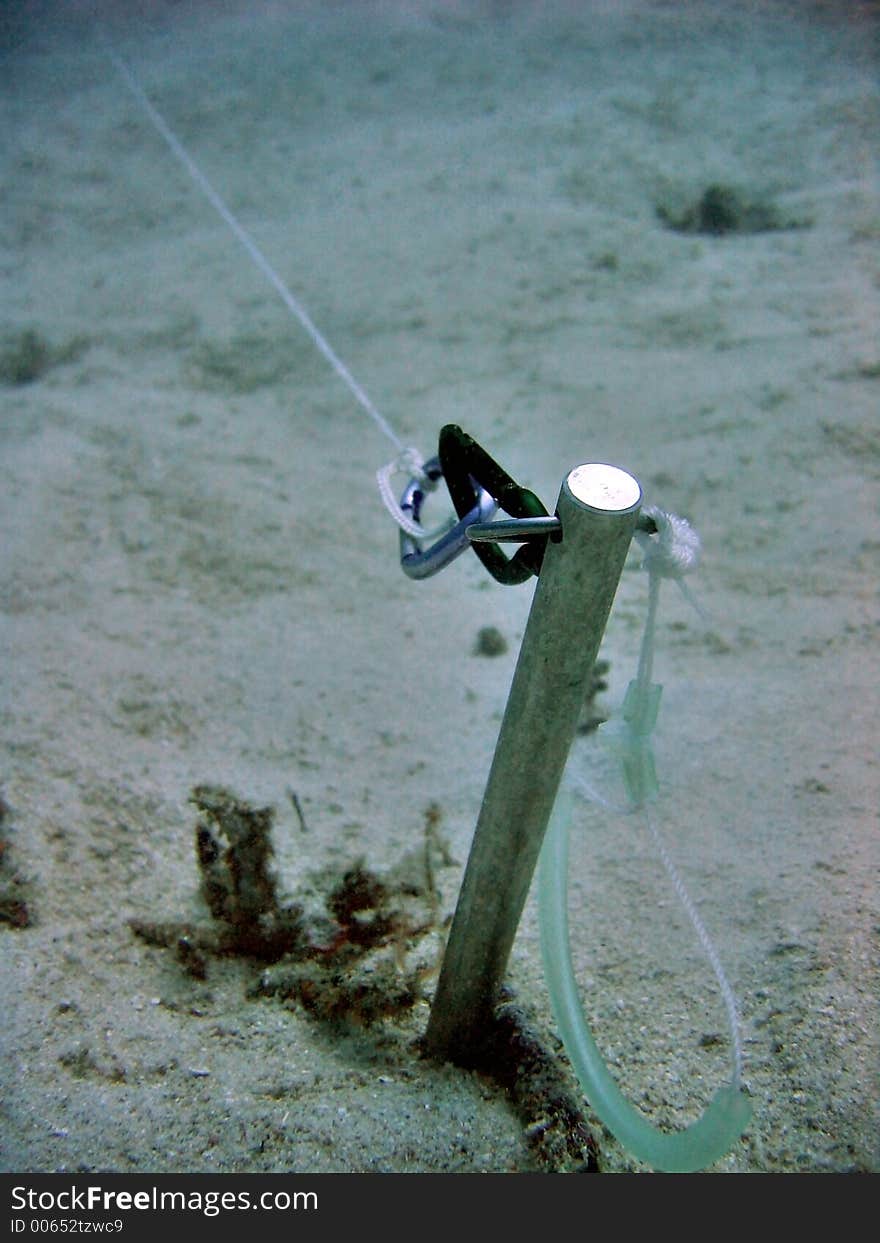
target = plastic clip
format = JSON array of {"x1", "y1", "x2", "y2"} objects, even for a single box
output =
[{"x1": 399, "y1": 456, "x2": 497, "y2": 580}]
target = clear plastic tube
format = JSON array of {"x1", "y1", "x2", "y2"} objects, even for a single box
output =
[{"x1": 538, "y1": 786, "x2": 752, "y2": 1172}]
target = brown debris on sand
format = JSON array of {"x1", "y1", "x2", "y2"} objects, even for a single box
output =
[{"x1": 656, "y1": 182, "x2": 812, "y2": 235}]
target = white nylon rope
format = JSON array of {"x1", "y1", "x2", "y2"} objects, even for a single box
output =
[{"x1": 100, "y1": 30, "x2": 439, "y2": 537}]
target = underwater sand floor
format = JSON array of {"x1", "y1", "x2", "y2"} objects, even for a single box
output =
[{"x1": 1, "y1": 0, "x2": 878, "y2": 1173}]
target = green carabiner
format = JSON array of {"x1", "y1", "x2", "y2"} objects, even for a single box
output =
[{"x1": 438, "y1": 424, "x2": 549, "y2": 585}]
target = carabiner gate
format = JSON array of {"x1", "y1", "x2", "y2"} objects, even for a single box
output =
[{"x1": 399, "y1": 456, "x2": 497, "y2": 580}]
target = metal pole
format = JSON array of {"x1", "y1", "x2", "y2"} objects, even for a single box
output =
[{"x1": 425, "y1": 463, "x2": 642, "y2": 1063}]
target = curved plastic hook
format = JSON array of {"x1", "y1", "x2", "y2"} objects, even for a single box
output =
[{"x1": 538, "y1": 787, "x2": 752, "y2": 1172}]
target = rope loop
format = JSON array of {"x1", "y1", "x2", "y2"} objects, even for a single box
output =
[{"x1": 376, "y1": 447, "x2": 451, "y2": 541}]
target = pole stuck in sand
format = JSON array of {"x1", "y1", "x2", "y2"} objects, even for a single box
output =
[{"x1": 425, "y1": 462, "x2": 642, "y2": 1063}]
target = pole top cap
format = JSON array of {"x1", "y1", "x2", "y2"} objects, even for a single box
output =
[{"x1": 566, "y1": 463, "x2": 642, "y2": 515}]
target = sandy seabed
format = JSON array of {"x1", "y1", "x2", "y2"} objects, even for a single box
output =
[{"x1": 1, "y1": 0, "x2": 877, "y2": 1175}]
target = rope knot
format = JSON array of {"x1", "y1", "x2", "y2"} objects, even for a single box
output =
[{"x1": 637, "y1": 505, "x2": 701, "y2": 580}]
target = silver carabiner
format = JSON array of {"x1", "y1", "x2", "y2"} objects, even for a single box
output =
[{"x1": 400, "y1": 456, "x2": 497, "y2": 580}]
